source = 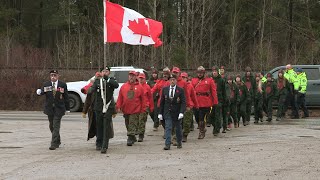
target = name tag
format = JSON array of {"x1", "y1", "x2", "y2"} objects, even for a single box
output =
[{"x1": 44, "y1": 86, "x2": 53, "y2": 92}]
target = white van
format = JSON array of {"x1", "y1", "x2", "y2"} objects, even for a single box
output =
[{"x1": 66, "y1": 66, "x2": 148, "y2": 112}]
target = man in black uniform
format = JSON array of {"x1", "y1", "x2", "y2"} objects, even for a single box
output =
[
  {"x1": 36, "y1": 70, "x2": 70, "y2": 150},
  {"x1": 88, "y1": 66, "x2": 119, "y2": 154}
]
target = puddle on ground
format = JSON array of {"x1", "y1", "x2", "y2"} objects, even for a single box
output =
[
  {"x1": 297, "y1": 135, "x2": 314, "y2": 138},
  {"x1": 0, "y1": 131, "x2": 12, "y2": 133}
]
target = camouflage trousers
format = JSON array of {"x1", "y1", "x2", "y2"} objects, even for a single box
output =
[
  {"x1": 138, "y1": 112, "x2": 148, "y2": 135},
  {"x1": 124, "y1": 113, "x2": 140, "y2": 136},
  {"x1": 183, "y1": 109, "x2": 193, "y2": 136}
]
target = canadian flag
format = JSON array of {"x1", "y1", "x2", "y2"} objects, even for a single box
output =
[{"x1": 104, "y1": 0, "x2": 163, "y2": 47}]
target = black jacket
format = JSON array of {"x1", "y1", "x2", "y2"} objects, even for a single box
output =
[
  {"x1": 159, "y1": 86, "x2": 186, "y2": 120},
  {"x1": 40, "y1": 80, "x2": 70, "y2": 117},
  {"x1": 88, "y1": 76, "x2": 119, "y2": 112}
]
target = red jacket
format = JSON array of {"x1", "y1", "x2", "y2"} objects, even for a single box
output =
[
  {"x1": 186, "y1": 82, "x2": 199, "y2": 108},
  {"x1": 141, "y1": 82, "x2": 154, "y2": 112},
  {"x1": 116, "y1": 81, "x2": 145, "y2": 115},
  {"x1": 191, "y1": 77, "x2": 218, "y2": 107},
  {"x1": 176, "y1": 77, "x2": 190, "y2": 107},
  {"x1": 151, "y1": 79, "x2": 170, "y2": 106}
]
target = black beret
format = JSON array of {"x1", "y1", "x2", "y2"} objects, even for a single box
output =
[
  {"x1": 100, "y1": 66, "x2": 111, "y2": 72},
  {"x1": 49, "y1": 70, "x2": 58, "y2": 74}
]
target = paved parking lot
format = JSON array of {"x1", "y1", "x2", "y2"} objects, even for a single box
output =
[{"x1": 1, "y1": 111, "x2": 320, "y2": 180}]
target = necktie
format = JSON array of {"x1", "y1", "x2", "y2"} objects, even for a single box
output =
[
  {"x1": 170, "y1": 87, "x2": 174, "y2": 98},
  {"x1": 52, "y1": 82, "x2": 56, "y2": 96}
]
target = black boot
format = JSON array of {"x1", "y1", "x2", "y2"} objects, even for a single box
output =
[
  {"x1": 127, "y1": 136, "x2": 133, "y2": 146},
  {"x1": 138, "y1": 134, "x2": 144, "y2": 142}
]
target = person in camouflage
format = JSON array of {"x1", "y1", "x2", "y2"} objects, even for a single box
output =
[{"x1": 147, "y1": 68, "x2": 160, "y2": 131}]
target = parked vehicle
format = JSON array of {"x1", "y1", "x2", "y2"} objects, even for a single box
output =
[
  {"x1": 268, "y1": 65, "x2": 320, "y2": 106},
  {"x1": 67, "y1": 66, "x2": 148, "y2": 112}
]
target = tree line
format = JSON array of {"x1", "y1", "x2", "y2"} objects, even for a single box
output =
[{"x1": 1, "y1": 0, "x2": 320, "y2": 73}]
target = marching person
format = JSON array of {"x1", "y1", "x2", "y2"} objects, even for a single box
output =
[
  {"x1": 158, "y1": 74, "x2": 186, "y2": 150},
  {"x1": 235, "y1": 74, "x2": 247, "y2": 126},
  {"x1": 192, "y1": 66, "x2": 218, "y2": 139},
  {"x1": 147, "y1": 68, "x2": 160, "y2": 131},
  {"x1": 284, "y1": 64, "x2": 299, "y2": 119},
  {"x1": 36, "y1": 70, "x2": 70, "y2": 150},
  {"x1": 151, "y1": 67, "x2": 171, "y2": 137},
  {"x1": 254, "y1": 73, "x2": 264, "y2": 124},
  {"x1": 116, "y1": 71, "x2": 145, "y2": 146},
  {"x1": 210, "y1": 66, "x2": 226, "y2": 135},
  {"x1": 263, "y1": 73, "x2": 277, "y2": 122},
  {"x1": 137, "y1": 73, "x2": 154, "y2": 142},
  {"x1": 275, "y1": 69, "x2": 289, "y2": 121},
  {"x1": 225, "y1": 75, "x2": 240, "y2": 128},
  {"x1": 181, "y1": 72, "x2": 198, "y2": 142},
  {"x1": 88, "y1": 67, "x2": 119, "y2": 154},
  {"x1": 296, "y1": 68, "x2": 309, "y2": 118},
  {"x1": 81, "y1": 72, "x2": 102, "y2": 142},
  {"x1": 242, "y1": 66, "x2": 256, "y2": 125}
]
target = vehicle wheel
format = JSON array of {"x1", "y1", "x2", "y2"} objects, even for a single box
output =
[{"x1": 69, "y1": 93, "x2": 81, "y2": 112}]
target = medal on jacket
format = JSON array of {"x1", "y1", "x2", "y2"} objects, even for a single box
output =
[
  {"x1": 177, "y1": 97, "x2": 180, "y2": 103},
  {"x1": 60, "y1": 94, "x2": 63, "y2": 99}
]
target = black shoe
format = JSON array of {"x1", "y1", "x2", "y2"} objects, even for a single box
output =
[
  {"x1": 254, "y1": 121, "x2": 258, "y2": 124},
  {"x1": 163, "y1": 145, "x2": 170, "y2": 150},
  {"x1": 138, "y1": 134, "x2": 144, "y2": 142},
  {"x1": 222, "y1": 129, "x2": 226, "y2": 133},
  {"x1": 213, "y1": 132, "x2": 219, "y2": 136},
  {"x1": 177, "y1": 144, "x2": 182, "y2": 149},
  {"x1": 101, "y1": 148, "x2": 107, "y2": 154},
  {"x1": 49, "y1": 146, "x2": 56, "y2": 150},
  {"x1": 132, "y1": 136, "x2": 137, "y2": 144},
  {"x1": 96, "y1": 146, "x2": 102, "y2": 151},
  {"x1": 267, "y1": 118, "x2": 272, "y2": 122},
  {"x1": 260, "y1": 118, "x2": 264, "y2": 122},
  {"x1": 127, "y1": 137, "x2": 133, "y2": 146},
  {"x1": 276, "y1": 117, "x2": 280, "y2": 121},
  {"x1": 291, "y1": 116, "x2": 299, "y2": 119}
]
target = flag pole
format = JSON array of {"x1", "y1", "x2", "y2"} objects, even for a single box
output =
[{"x1": 103, "y1": 0, "x2": 107, "y2": 67}]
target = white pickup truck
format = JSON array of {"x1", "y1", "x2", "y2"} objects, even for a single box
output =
[{"x1": 66, "y1": 66, "x2": 148, "y2": 112}]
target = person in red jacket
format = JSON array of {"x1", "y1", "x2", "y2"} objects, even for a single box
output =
[
  {"x1": 191, "y1": 66, "x2": 218, "y2": 139},
  {"x1": 181, "y1": 72, "x2": 198, "y2": 142},
  {"x1": 116, "y1": 71, "x2": 146, "y2": 146},
  {"x1": 151, "y1": 67, "x2": 171, "y2": 130},
  {"x1": 137, "y1": 73, "x2": 154, "y2": 142}
]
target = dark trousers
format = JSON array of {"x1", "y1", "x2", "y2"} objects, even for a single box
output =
[
  {"x1": 245, "y1": 101, "x2": 252, "y2": 122},
  {"x1": 297, "y1": 93, "x2": 309, "y2": 117},
  {"x1": 211, "y1": 105, "x2": 222, "y2": 133},
  {"x1": 254, "y1": 99, "x2": 263, "y2": 121},
  {"x1": 265, "y1": 97, "x2": 273, "y2": 119},
  {"x1": 226, "y1": 102, "x2": 238, "y2": 124},
  {"x1": 149, "y1": 104, "x2": 159, "y2": 128},
  {"x1": 96, "y1": 111, "x2": 112, "y2": 149},
  {"x1": 164, "y1": 114, "x2": 182, "y2": 146},
  {"x1": 237, "y1": 102, "x2": 247, "y2": 124},
  {"x1": 48, "y1": 114, "x2": 62, "y2": 147},
  {"x1": 277, "y1": 94, "x2": 286, "y2": 118}
]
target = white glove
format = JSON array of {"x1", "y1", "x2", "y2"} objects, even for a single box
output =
[
  {"x1": 36, "y1": 89, "x2": 42, "y2": 95},
  {"x1": 178, "y1": 113, "x2": 184, "y2": 120},
  {"x1": 158, "y1": 114, "x2": 163, "y2": 121}
]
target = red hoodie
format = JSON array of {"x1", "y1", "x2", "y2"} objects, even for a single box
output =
[
  {"x1": 151, "y1": 79, "x2": 170, "y2": 106},
  {"x1": 116, "y1": 81, "x2": 145, "y2": 115},
  {"x1": 141, "y1": 82, "x2": 154, "y2": 112}
]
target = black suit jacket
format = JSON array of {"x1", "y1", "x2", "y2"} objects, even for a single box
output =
[
  {"x1": 159, "y1": 86, "x2": 186, "y2": 120},
  {"x1": 40, "y1": 80, "x2": 70, "y2": 117}
]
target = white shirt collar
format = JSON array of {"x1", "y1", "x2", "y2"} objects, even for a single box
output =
[{"x1": 52, "y1": 80, "x2": 58, "y2": 88}]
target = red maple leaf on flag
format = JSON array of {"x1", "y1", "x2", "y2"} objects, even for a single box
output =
[{"x1": 128, "y1": 18, "x2": 150, "y2": 37}]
